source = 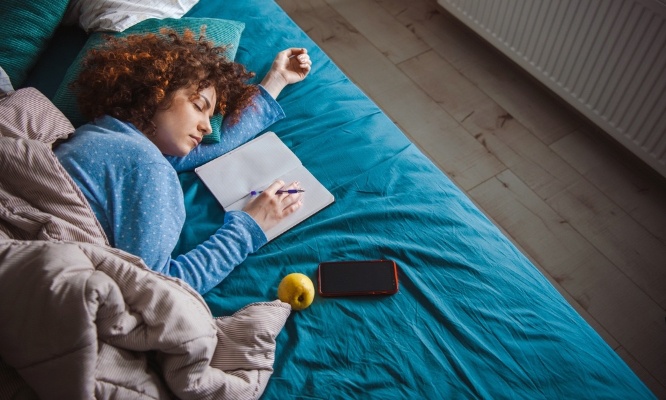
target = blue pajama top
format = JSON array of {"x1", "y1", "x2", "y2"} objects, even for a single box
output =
[{"x1": 55, "y1": 86, "x2": 285, "y2": 294}]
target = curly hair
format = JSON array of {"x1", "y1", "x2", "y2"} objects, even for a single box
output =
[{"x1": 73, "y1": 28, "x2": 259, "y2": 135}]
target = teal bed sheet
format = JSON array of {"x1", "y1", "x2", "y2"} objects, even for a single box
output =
[
  {"x1": 25, "y1": 0, "x2": 654, "y2": 398},
  {"x1": 178, "y1": 1, "x2": 653, "y2": 399}
]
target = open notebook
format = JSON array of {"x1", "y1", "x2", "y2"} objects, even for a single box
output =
[{"x1": 194, "y1": 132, "x2": 335, "y2": 241}]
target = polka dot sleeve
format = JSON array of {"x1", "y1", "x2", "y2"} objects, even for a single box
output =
[{"x1": 167, "y1": 211, "x2": 267, "y2": 294}]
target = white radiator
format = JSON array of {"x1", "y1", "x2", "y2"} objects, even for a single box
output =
[{"x1": 436, "y1": 0, "x2": 666, "y2": 178}]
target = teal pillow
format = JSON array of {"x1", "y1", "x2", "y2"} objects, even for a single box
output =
[
  {"x1": 52, "y1": 17, "x2": 245, "y2": 144},
  {"x1": 0, "y1": 0, "x2": 70, "y2": 87}
]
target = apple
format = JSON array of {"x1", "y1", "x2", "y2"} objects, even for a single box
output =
[{"x1": 277, "y1": 273, "x2": 315, "y2": 311}]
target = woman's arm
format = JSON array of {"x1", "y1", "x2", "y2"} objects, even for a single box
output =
[
  {"x1": 164, "y1": 211, "x2": 267, "y2": 294},
  {"x1": 162, "y1": 181, "x2": 303, "y2": 293},
  {"x1": 161, "y1": 179, "x2": 303, "y2": 293},
  {"x1": 260, "y1": 48, "x2": 312, "y2": 99}
]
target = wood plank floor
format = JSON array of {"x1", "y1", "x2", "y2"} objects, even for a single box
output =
[{"x1": 276, "y1": 0, "x2": 666, "y2": 396}]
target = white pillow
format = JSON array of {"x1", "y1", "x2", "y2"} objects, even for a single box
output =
[{"x1": 63, "y1": 0, "x2": 200, "y2": 32}]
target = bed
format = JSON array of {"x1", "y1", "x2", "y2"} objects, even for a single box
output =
[{"x1": 3, "y1": 0, "x2": 656, "y2": 398}]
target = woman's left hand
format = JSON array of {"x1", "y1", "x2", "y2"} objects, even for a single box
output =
[
  {"x1": 261, "y1": 48, "x2": 312, "y2": 98},
  {"x1": 275, "y1": 48, "x2": 312, "y2": 84}
]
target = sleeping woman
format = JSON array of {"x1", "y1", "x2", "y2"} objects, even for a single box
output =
[{"x1": 54, "y1": 28, "x2": 311, "y2": 294}]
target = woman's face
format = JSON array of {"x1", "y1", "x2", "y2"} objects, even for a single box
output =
[{"x1": 150, "y1": 85, "x2": 217, "y2": 156}]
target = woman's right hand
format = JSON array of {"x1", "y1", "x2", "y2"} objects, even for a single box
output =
[{"x1": 242, "y1": 180, "x2": 303, "y2": 232}]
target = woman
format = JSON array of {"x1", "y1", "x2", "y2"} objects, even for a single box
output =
[{"x1": 54, "y1": 28, "x2": 311, "y2": 294}]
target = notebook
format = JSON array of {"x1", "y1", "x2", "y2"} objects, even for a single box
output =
[{"x1": 194, "y1": 132, "x2": 335, "y2": 241}]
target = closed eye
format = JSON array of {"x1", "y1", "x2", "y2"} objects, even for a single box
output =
[{"x1": 198, "y1": 92, "x2": 215, "y2": 118}]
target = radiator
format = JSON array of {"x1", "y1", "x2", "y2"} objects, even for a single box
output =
[{"x1": 436, "y1": 0, "x2": 666, "y2": 178}]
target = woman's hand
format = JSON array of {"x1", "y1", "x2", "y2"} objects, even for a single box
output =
[
  {"x1": 242, "y1": 180, "x2": 304, "y2": 233},
  {"x1": 260, "y1": 48, "x2": 312, "y2": 99}
]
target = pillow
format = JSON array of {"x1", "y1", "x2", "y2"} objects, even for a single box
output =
[
  {"x1": 52, "y1": 17, "x2": 244, "y2": 144},
  {"x1": 0, "y1": 87, "x2": 73, "y2": 144},
  {"x1": 0, "y1": 0, "x2": 71, "y2": 87},
  {"x1": 64, "y1": 0, "x2": 200, "y2": 33}
]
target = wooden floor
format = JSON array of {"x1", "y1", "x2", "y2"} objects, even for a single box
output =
[{"x1": 277, "y1": 0, "x2": 666, "y2": 396}]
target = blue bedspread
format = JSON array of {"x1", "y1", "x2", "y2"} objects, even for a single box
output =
[
  {"x1": 174, "y1": 1, "x2": 655, "y2": 399},
  {"x1": 23, "y1": 0, "x2": 650, "y2": 398}
]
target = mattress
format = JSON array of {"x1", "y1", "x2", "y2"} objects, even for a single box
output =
[{"x1": 27, "y1": 0, "x2": 654, "y2": 398}]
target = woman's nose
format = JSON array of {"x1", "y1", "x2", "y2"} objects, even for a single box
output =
[{"x1": 200, "y1": 117, "x2": 212, "y2": 136}]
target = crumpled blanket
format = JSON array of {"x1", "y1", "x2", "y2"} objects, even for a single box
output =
[
  {"x1": 0, "y1": 89, "x2": 291, "y2": 399},
  {"x1": 0, "y1": 240, "x2": 290, "y2": 399}
]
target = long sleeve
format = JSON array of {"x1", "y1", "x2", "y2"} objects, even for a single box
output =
[
  {"x1": 166, "y1": 85, "x2": 285, "y2": 172},
  {"x1": 164, "y1": 211, "x2": 267, "y2": 294}
]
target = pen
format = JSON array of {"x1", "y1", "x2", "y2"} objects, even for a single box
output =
[{"x1": 250, "y1": 189, "x2": 305, "y2": 196}]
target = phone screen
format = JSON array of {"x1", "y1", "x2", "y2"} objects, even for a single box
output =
[{"x1": 318, "y1": 260, "x2": 399, "y2": 297}]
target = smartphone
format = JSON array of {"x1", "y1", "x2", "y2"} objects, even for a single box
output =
[{"x1": 318, "y1": 259, "x2": 399, "y2": 297}]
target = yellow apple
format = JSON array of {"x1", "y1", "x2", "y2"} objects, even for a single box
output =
[{"x1": 277, "y1": 273, "x2": 315, "y2": 311}]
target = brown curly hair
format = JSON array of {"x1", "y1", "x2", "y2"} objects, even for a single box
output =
[{"x1": 73, "y1": 28, "x2": 259, "y2": 135}]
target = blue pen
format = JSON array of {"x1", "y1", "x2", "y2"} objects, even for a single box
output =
[{"x1": 250, "y1": 189, "x2": 305, "y2": 196}]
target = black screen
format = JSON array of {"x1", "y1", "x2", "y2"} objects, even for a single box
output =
[{"x1": 318, "y1": 260, "x2": 398, "y2": 295}]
